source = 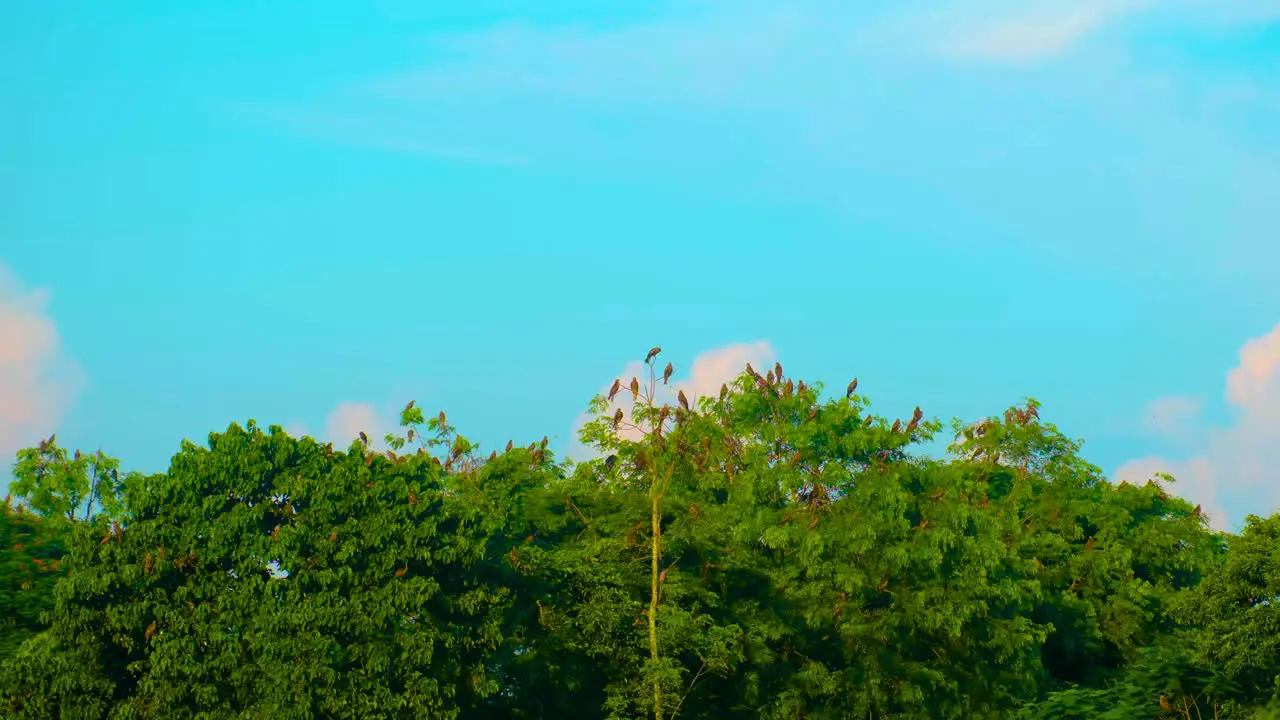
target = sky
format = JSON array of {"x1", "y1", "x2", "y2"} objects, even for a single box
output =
[{"x1": 2, "y1": 0, "x2": 1278, "y2": 532}]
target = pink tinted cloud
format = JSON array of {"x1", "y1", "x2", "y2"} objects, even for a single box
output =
[
  {"x1": 0, "y1": 264, "x2": 84, "y2": 459},
  {"x1": 1114, "y1": 322, "x2": 1280, "y2": 531}
]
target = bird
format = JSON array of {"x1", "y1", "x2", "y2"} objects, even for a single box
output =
[
  {"x1": 613, "y1": 408, "x2": 624, "y2": 428},
  {"x1": 745, "y1": 363, "x2": 757, "y2": 379},
  {"x1": 438, "y1": 411, "x2": 447, "y2": 427},
  {"x1": 775, "y1": 362, "x2": 784, "y2": 381},
  {"x1": 506, "y1": 440, "x2": 514, "y2": 452},
  {"x1": 663, "y1": 362, "x2": 674, "y2": 384},
  {"x1": 678, "y1": 390, "x2": 690, "y2": 411},
  {"x1": 605, "y1": 455, "x2": 617, "y2": 471},
  {"x1": 797, "y1": 380, "x2": 807, "y2": 395},
  {"x1": 863, "y1": 415, "x2": 874, "y2": 427},
  {"x1": 906, "y1": 406, "x2": 923, "y2": 433},
  {"x1": 846, "y1": 378, "x2": 858, "y2": 398},
  {"x1": 891, "y1": 419, "x2": 902, "y2": 433},
  {"x1": 540, "y1": 436, "x2": 549, "y2": 449},
  {"x1": 1085, "y1": 536, "x2": 1096, "y2": 551},
  {"x1": 720, "y1": 384, "x2": 729, "y2": 401},
  {"x1": 359, "y1": 431, "x2": 369, "y2": 445},
  {"x1": 405, "y1": 400, "x2": 415, "y2": 411},
  {"x1": 645, "y1": 346, "x2": 662, "y2": 364},
  {"x1": 630, "y1": 377, "x2": 640, "y2": 396},
  {"x1": 608, "y1": 378, "x2": 622, "y2": 401}
]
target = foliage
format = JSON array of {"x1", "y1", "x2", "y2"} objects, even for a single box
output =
[{"x1": 2, "y1": 350, "x2": 1276, "y2": 719}]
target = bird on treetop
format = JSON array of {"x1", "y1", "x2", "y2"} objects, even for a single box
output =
[
  {"x1": 846, "y1": 378, "x2": 858, "y2": 398},
  {"x1": 645, "y1": 346, "x2": 662, "y2": 364},
  {"x1": 663, "y1": 362, "x2": 674, "y2": 384}
]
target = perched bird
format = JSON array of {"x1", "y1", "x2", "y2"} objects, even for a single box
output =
[
  {"x1": 663, "y1": 362, "x2": 674, "y2": 384},
  {"x1": 891, "y1": 419, "x2": 902, "y2": 433},
  {"x1": 605, "y1": 454, "x2": 617, "y2": 471},
  {"x1": 846, "y1": 378, "x2": 858, "y2": 398},
  {"x1": 540, "y1": 436, "x2": 549, "y2": 449},
  {"x1": 745, "y1": 363, "x2": 757, "y2": 379},
  {"x1": 405, "y1": 400, "x2": 415, "y2": 411},
  {"x1": 775, "y1": 362, "x2": 784, "y2": 381},
  {"x1": 678, "y1": 390, "x2": 690, "y2": 411},
  {"x1": 613, "y1": 408, "x2": 624, "y2": 428},
  {"x1": 359, "y1": 431, "x2": 369, "y2": 445},
  {"x1": 608, "y1": 378, "x2": 622, "y2": 401},
  {"x1": 863, "y1": 415, "x2": 874, "y2": 427},
  {"x1": 630, "y1": 377, "x2": 640, "y2": 397},
  {"x1": 438, "y1": 411, "x2": 447, "y2": 427},
  {"x1": 645, "y1": 346, "x2": 662, "y2": 364},
  {"x1": 720, "y1": 384, "x2": 729, "y2": 401},
  {"x1": 506, "y1": 440, "x2": 514, "y2": 452},
  {"x1": 797, "y1": 380, "x2": 807, "y2": 395},
  {"x1": 906, "y1": 406, "x2": 923, "y2": 433}
]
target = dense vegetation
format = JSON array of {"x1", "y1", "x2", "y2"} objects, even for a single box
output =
[{"x1": 2, "y1": 351, "x2": 1278, "y2": 719}]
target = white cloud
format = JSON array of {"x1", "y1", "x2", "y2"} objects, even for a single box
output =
[
  {"x1": 1143, "y1": 394, "x2": 1203, "y2": 441},
  {"x1": 323, "y1": 402, "x2": 388, "y2": 450},
  {"x1": 0, "y1": 263, "x2": 85, "y2": 461},
  {"x1": 1113, "y1": 322, "x2": 1280, "y2": 531},
  {"x1": 283, "y1": 422, "x2": 310, "y2": 438},
  {"x1": 940, "y1": 0, "x2": 1149, "y2": 64},
  {"x1": 565, "y1": 341, "x2": 776, "y2": 463}
]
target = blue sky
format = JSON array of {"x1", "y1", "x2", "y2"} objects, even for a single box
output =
[{"x1": 2, "y1": 0, "x2": 1278, "y2": 531}]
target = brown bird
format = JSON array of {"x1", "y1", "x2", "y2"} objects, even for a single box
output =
[
  {"x1": 891, "y1": 419, "x2": 902, "y2": 433},
  {"x1": 505, "y1": 439, "x2": 514, "y2": 452},
  {"x1": 775, "y1": 362, "x2": 784, "y2": 381},
  {"x1": 906, "y1": 406, "x2": 923, "y2": 433},
  {"x1": 745, "y1": 363, "x2": 758, "y2": 379},
  {"x1": 663, "y1": 362, "x2": 674, "y2": 384},
  {"x1": 145, "y1": 620, "x2": 157, "y2": 642},
  {"x1": 405, "y1": 400, "x2": 415, "y2": 411},
  {"x1": 797, "y1": 380, "x2": 807, "y2": 395},
  {"x1": 74, "y1": 449, "x2": 81, "y2": 461},
  {"x1": 613, "y1": 408, "x2": 624, "y2": 428},
  {"x1": 1193, "y1": 504, "x2": 1203, "y2": 517},
  {"x1": 608, "y1": 378, "x2": 622, "y2": 402},
  {"x1": 395, "y1": 565, "x2": 408, "y2": 578},
  {"x1": 677, "y1": 390, "x2": 690, "y2": 411},
  {"x1": 438, "y1": 411, "x2": 447, "y2": 427},
  {"x1": 489, "y1": 450, "x2": 497, "y2": 461},
  {"x1": 540, "y1": 435, "x2": 548, "y2": 449},
  {"x1": 846, "y1": 378, "x2": 858, "y2": 398},
  {"x1": 359, "y1": 431, "x2": 369, "y2": 445},
  {"x1": 630, "y1": 377, "x2": 640, "y2": 397},
  {"x1": 645, "y1": 346, "x2": 662, "y2": 364},
  {"x1": 720, "y1": 383, "x2": 729, "y2": 401},
  {"x1": 1085, "y1": 536, "x2": 1096, "y2": 551},
  {"x1": 863, "y1": 415, "x2": 874, "y2": 427}
]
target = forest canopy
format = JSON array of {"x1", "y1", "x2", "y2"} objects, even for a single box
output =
[{"x1": 2, "y1": 351, "x2": 1278, "y2": 719}]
